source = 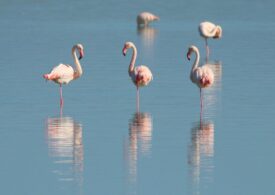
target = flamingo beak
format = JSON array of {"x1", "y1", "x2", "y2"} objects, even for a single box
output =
[
  {"x1": 79, "y1": 50, "x2": 84, "y2": 60},
  {"x1": 187, "y1": 51, "x2": 191, "y2": 61},
  {"x1": 122, "y1": 47, "x2": 127, "y2": 56},
  {"x1": 155, "y1": 16, "x2": 160, "y2": 21}
]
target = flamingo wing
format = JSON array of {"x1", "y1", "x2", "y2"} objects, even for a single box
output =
[
  {"x1": 49, "y1": 64, "x2": 74, "y2": 84},
  {"x1": 134, "y1": 65, "x2": 153, "y2": 87},
  {"x1": 191, "y1": 65, "x2": 214, "y2": 88},
  {"x1": 199, "y1": 22, "x2": 217, "y2": 38},
  {"x1": 191, "y1": 67, "x2": 203, "y2": 84},
  {"x1": 137, "y1": 12, "x2": 159, "y2": 25}
]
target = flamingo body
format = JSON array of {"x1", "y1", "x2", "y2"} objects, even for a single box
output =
[
  {"x1": 199, "y1": 21, "x2": 222, "y2": 39},
  {"x1": 191, "y1": 65, "x2": 214, "y2": 89},
  {"x1": 137, "y1": 12, "x2": 159, "y2": 26},
  {"x1": 130, "y1": 65, "x2": 153, "y2": 87},
  {"x1": 43, "y1": 64, "x2": 74, "y2": 85}
]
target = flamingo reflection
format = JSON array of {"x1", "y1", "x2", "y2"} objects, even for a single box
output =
[
  {"x1": 188, "y1": 120, "x2": 214, "y2": 194},
  {"x1": 202, "y1": 61, "x2": 222, "y2": 119},
  {"x1": 137, "y1": 26, "x2": 158, "y2": 49},
  {"x1": 46, "y1": 117, "x2": 84, "y2": 185},
  {"x1": 125, "y1": 112, "x2": 153, "y2": 183}
]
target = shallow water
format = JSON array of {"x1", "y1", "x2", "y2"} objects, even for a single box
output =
[{"x1": 0, "y1": 0, "x2": 275, "y2": 194}]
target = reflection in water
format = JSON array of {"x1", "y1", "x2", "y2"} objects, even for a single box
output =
[
  {"x1": 202, "y1": 61, "x2": 222, "y2": 119},
  {"x1": 46, "y1": 117, "x2": 84, "y2": 186},
  {"x1": 137, "y1": 26, "x2": 158, "y2": 49},
  {"x1": 125, "y1": 112, "x2": 153, "y2": 185},
  {"x1": 188, "y1": 120, "x2": 214, "y2": 195}
]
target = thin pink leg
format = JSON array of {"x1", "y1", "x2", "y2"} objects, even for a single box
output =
[
  {"x1": 60, "y1": 106, "x2": 63, "y2": 118},
  {"x1": 60, "y1": 84, "x2": 63, "y2": 108},
  {"x1": 205, "y1": 38, "x2": 209, "y2": 62},
  {"x1": 200, "y1": 88, "x2": 203, "y2": 118},
  {"x1": 136, "y1": 86, "x2": 140, "y2": 113}
]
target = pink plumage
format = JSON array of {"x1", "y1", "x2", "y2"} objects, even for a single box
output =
[
  {"x1": 137, "y1": 12, "x2": 159, "y2": 26},
  {"x1": 134, "y1": 65, "x2": 153, "y2": 87},
  {"x1": 122, "y1": 42, "x2": 153, "y2": 111},
  {"x1": 198, "y1": 21, "x2": 222, "y2": 58},
  {"x1": 43, "y1": 64, "x2": 74, "y2": 84},
  {"x1": 187, "y1": 45, "x2": 214, "y2": 111},
  {"x1": 43, "y1": 44, "x2": 84, "y2": 108}
]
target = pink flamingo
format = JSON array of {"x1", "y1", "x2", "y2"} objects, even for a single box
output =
[
  {"x1": 187, "y1": 45, "x2": 214, "y2": 113},
  {"x1": 137, "y1": 12, "x2": 159, "y2": 26},
  {"x1": 198, "y1": 21, "x2": 222, "y2": 58},
  {"x1": 43, "y1": 44, "x2": 84, "y2": 108},
  {"x1": 122, "y1": 42, "x2": 153, "y2": 111}
]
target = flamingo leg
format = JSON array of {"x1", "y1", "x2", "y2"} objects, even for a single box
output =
[
  {"x1": 205, "y1": 38, "x2": 209, "y2": 61},
  {"x1": 60, "y1": 84, "x2": 63, "y2": 108},
  {"x1": 136, "y1": 86, "x2": 140, "y2": 113},
  {"x1": 60, "y1": 106, "x2": 63, "y2": 118},
  {"x1": 200, "y1": 88, "x2": 203, "y2": 117}
]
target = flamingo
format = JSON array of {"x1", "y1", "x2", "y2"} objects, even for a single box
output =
[
  {"x1": 137, "y1": 12, "x2": 159, "y2": 27},
  {"x1": 187, "y1": 45, "x2": 214, "y2": 113},
  {"x1": 43, "y1": 44, "x2": 84, "y2": 108},
  {"x1": 122, "y1": 42, "x2": 153, "y2": 111},
  {"x1": 198, "y1": 21, "x2": 222, "y2": 58}
]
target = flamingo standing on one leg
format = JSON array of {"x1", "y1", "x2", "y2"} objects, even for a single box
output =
[
  {"x1": 198, "y1": 21, "x2": 222, "y2": 59},
  {"x1": 137, "y1": 12, "x2": 159, "y2": 27},
  {"x1": 187, "y1": 45, "x2": 214, "y2": 115},
  {"x1": 122, "y1": 42, "x2": 153, "y2": 111},
  {"x1": 43, "y1": 44, "x2": 84, "y2": 108}
]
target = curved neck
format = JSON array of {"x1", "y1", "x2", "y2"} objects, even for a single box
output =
[
  {"x1": 209, "y1": 26, "x2": 219, "y2": 37},
  {"x1": 192, "y1": 49, "x2": 200, "y2": 70},
  {"x1": 72, "y1": 47, "x2": 82, "y2": 79},
  {"x1": 128, "y1": 45, "x2": 137, "y2": 74}
]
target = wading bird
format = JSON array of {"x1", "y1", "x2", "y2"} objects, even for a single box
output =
[
  {"x1": 137, "y1": 12, "x2": 159, "y2": 27},
  {"x1": 122, "y1": 42, "x2": 153, "y2": 111},
  {"x1": 199, "y1": 21, "x2": 222, "y2": 58},
  {"x1": 43, "y1": 44, "x2": 84, "y2": 108},
  {"x1": 187, "y1": 45, "x2": 214, "y2": 113}
]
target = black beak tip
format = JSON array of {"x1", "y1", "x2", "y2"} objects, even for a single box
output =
[
  {"x1": 123, "y1": 52, "x2": 126, "y2": 56},
  {"x1": 187, "y1": 54, "x2": 191, "y2": 61},
  {"x1": 78, "y1": 56, "x2": 83, "y2": 60}
]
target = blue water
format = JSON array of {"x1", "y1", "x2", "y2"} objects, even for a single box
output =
[{"x1": 0, "y1": 0, "x2": 275, "y2": 194}]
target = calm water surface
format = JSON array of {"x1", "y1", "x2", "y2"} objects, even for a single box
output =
[{"x1": 0, "y1": 0, "x2": 275, "y2": 194}]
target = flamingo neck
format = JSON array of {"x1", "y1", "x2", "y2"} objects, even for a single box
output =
[
  {"x1": 72, "y1": 47, "x2": 83, "y2": 79},
  {"x1": 192, "y1": 48, "x2": 200, "y2": 70},
  {"x1": 209, "y1": 26, "x2": 220, "y2": 37},
  {"x1": 128, "y1": 45, "x2": 137, "y2": 75}
]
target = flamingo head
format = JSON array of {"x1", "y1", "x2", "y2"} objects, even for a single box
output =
[
  {"x1": 74, "y1": 44, "x2": 84, "y2": 60},
  {"x1": 213, "y1": 25, "x2": 222, "y2": 39},
  {"x1": 122, "y1": 42, "x2": 134, "y2": 56},
  {"x1": 187, "y1": 45, "x2": 197, "y2": 61},
  {"x1": 153, "y1": 15, "x2": 160, "y2": 21}
]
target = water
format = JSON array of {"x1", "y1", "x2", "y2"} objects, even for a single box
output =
[{"x1": 0, "y1": 0, "x2": 275, "y2": 194}]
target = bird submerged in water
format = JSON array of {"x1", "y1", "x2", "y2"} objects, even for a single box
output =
[{"x1": 137, "y1": 12, "x2": 159, "y2": 27}]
